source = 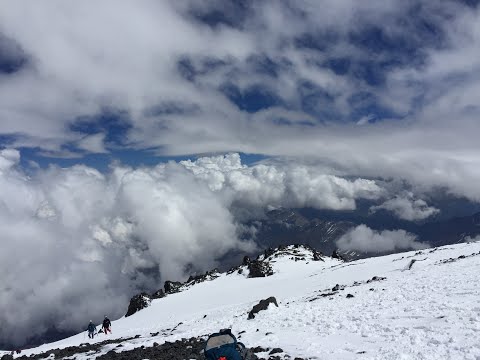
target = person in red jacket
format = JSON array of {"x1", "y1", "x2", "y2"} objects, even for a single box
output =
[{"x1": 102, "y1": 316, "x2": 112, "y2": 335}]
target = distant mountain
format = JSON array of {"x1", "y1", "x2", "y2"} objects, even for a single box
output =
[
  {"x1": 249, "y1": 208, "x2": 355, "y2": 257},
  {"x1": 418, "y1": 212, "x2": 480, "y2": 247},
  {"x1": 250, "y1": 208, "x2": 480, "y2": 258}
]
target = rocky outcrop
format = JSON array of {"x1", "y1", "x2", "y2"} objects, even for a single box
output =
[
  {"x1": 248, "y1": 260, "x2": 273, "y2": 278},
  {"x1": 125, "y1": 293, "x2": 151, "y2": 317},
  {"x1": 248, "y1": 297, "x2": 279, "y2": 320},
  {"x1": 125, "y1": 269, "x2": 221, "y2": 317},
  {"x1": 164, "y1": 281, "x2": 182, "y2": 294}
]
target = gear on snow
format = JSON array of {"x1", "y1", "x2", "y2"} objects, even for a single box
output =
[{"x1": 204, "y1": 329, "x2": 252, "y2": 360}]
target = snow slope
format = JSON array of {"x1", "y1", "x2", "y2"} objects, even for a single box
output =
[{"x1": 4, "y1": 241, "x2": 480, "y2": 360}]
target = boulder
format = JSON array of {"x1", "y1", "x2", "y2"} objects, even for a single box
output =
[
  {"x1": 164, "y1": 280, "x2": 182, "y2": 294},
  {"x1": 248, "y1": 260, "x2": 273, "y2": 278},
  {"x1": 125, "y1": 292, "x2": 151, "y2": 317},
  {"x1": 248, "y1": 297, "x2": 279, "y2": 319}
]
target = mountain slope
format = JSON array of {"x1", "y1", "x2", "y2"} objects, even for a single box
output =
[{"x1": 3, "y1": 241, "x2": 480, "y2": 359}]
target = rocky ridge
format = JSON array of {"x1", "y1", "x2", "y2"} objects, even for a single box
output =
[{"x1": 126, "y1": 244, "x2": 330, "y2": 317}]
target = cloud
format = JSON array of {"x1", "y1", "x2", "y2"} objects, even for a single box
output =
[
  {"x1": 180, "y1": 153, "x2": 383, "y2": 214},
  {"x1": 336, "y1": 225, "x2": 429, "y2": 253},
  {"x1": 0, "y1": 0, "x2": 479, "y2": 205},
  {"x1": 0, "y1": 150, "x2": 387, "y2": 347},
  {"x1": 370, "y1": 192, "x2": 440, "y2": 221}
]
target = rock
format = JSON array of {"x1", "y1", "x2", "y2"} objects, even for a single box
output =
[
  {"x1": 248, "y1": 260, "x2": 273, "y2": 278},
  {"x1": 125, "y1": 292, "x2": 151, "y2": 317},
  {"x1": 243, "y1": 255, "x2": 251, "y2": 265},
  {"x1": 313, "y1": 251, "x2": 324, "y2": 261},
  {"x1": 332, "y1": 284, "x2": 344, "y2": 291},
  {"x1": 248, "y1": 296, "x2": 279, "y2": 319},
  {"x1": 346, "y1": 293, "x2": 354, "y2": 298},
  {"x1": 332, "y1": 249, "x2": 345, "y2": 261},
  {"x1": 252, "y1": 346, "x2": 267, "y2": 353},
  {"x1": 269, "y1": 348, "x2": 283, "y2": 354},
  {"x1": 1, "y1": 355, "x2": 14, "y2": 360},
  {"x1": 164, "y1": 280, "x2": 183, "y2": 294},
  {"x1": 151, "y1": 289, "x2": 165, "y2": 299}
]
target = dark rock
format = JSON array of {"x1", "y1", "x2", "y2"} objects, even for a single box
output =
[
  {"x1": 313, "y1": 251, "x2": 324, "y2": 261},
  {"x1": 252, "y1": 346, "x2": 267, "y2": 353},
  {"x1": 151, "y1": 289, "x2": 165, "y2": 299},
  {"x1": 243, "y1": 256, "x2": 251, "y2": 265},
  {"x1": 164, "y1": 280, "x2": 183, "y2": 294},
  {"x1": 150, "y1": 332, "x2": 159, "y2": 336},
  {"x1": 346, "y1": 294, "x2": 354, "y2": 298},
  {"x1": 1, "y1": 355, "x2": 14, "y2": 360},
  {"x1": 248, "y1": 297, "x2": 279, "y2": 319},
  {"x1": 248, "y1": 260, "x2": 273, "y2": 278},
  {"x1": 269, "y1": 348, "x2": 283, "y2": 354},
  {"x1": 125, "y1": 292, "x2": 151, "y2": 317},
  {"x1": 332, "y1": 249, "x2": 345, "y2": 261},
  {"x1": 332, "y1": 284, "x2": 344, "y2": 291}
]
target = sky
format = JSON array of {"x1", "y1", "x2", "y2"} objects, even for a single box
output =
[{"x1": 1, "y1": 0, "x2": 480, "y2": 348}]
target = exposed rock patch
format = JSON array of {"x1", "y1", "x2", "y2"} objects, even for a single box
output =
[
  {"x1": 248, "y1": 297, "x2": 279, "y2": 320},
  {"x1": 125, "y1": 293, "x2": 151, "y2": 317}
]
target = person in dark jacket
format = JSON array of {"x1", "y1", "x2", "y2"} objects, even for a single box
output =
[
  {"x1": 87, "y1": 320, "x2": 96, "y2": 339},
  {"x1": 102, "y1": 316, "x2": 112, "y2": 334}
]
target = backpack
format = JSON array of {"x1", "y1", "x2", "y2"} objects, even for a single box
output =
[{"x1": 204, "y1": 329, "x2": 250, "y2": 360}]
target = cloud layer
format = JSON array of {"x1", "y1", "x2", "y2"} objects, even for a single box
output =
[
  {"x1": 336, "y1": 225, "x2": 429, "y2": 253},
  {"x1": 0, "y1": 1, "x2": 480, "y2": 203},
  {"x1": 0, "y1": 150, "x2": 388, "y2": 346}
]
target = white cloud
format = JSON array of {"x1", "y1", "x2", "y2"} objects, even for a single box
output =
[
  {"x1": 336, "y1": 225, "x2": 429, "y2": 253},
  {"x1": 370, "y1": 192, "x2": 440, "y2": 221},
  {"x1": 181, "y1": 153, "x2": 383, "y2": 213},
  {"x1": 0, "y1": 150, "x2": 387, "y2": 346},
  {"x1": 0, "y1": 1, "x2": 479, "y2": 204},
  {"x1": 76, "y1": 133, "x2": 107, "y2": 154}
]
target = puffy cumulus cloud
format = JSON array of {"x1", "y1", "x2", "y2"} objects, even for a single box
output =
[
  {"x1": 370, "y1": 192, "x2": 440, "y2": 221},
  {"x1": 0, "y1": 150, "x2": 387, "y2": 346},
  {"x1": 336, "y1": 225, "x2": 429, "y2": 253},
  {"x1": 181, "y1": 153, "x2": 383, "y2": 215},
  {"x1": 0, "y1": 150, "x2": 255, "y2": 347}
]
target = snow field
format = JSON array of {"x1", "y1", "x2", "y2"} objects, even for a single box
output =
[{"x1": 6, "y1": 242, "x2": 480, "y2": 360}]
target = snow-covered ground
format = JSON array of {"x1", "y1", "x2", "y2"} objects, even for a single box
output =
[{"x1": 3, "y1": 241, "x2": 480, "y2": 360}]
